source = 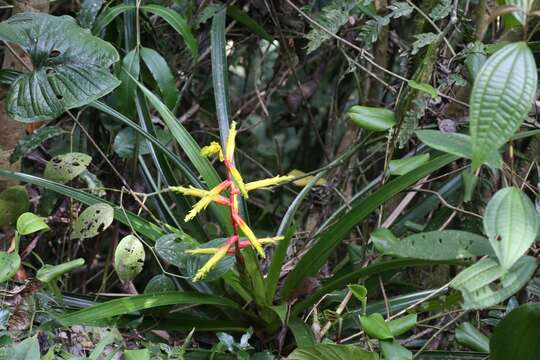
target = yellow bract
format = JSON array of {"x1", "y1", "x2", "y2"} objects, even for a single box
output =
[
  {"x1": 184, "y1": 181, "x2": 230, "y2": 222},
  {"x1": 201, "y1": 141, "x2": 224, "y2": 161},
  {"x1": 226, "y1": 121, "x2": 237, "y2": 161},
  {"x1": 245, "y1": 175, "x2": 294, "y2": 191},
  {"x1": 191, "y1": 244, "x2": 230, "y2": 282}
]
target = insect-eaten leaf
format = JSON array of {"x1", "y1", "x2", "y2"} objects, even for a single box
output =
[
  {"x1": 347, "y1": 105, "x2": 396, "y2": 132},
  {"x1": 16, "y1": 212, "x2": 49, "y2": 235},
  {"x1": 470, "y1": 42, "x2": 536, "y2": 170},
  {"x1": 484, "y1": 187, "x2": 539, "y2": 269},
  {"x1": 0, "y1": 186, "x2": 29, "y2": 227},
  {"x1": 389, "y1": 153, "x2": 430, "y2": 176},
  {"x1": 0, "y1": 12, "x2": 120, "y2": 122},
  {"x1": 71, "y1": 203, "x2": 114, "y2": 240},
  {"x1": 114, "y1": 234, "x2": 145, "y2": 282},
  {"x1": 44, "y1": 152, "x2": 92, "y2": 184},
  {"x1": 0, "y1": 252, "x2": 21, "y2": 283},
  {"x1": 371, "y1": 229, "x2": 493, "y2": 260},
  {"x1": 450, "y1": 256, "x2": 537, "y2": 310}
]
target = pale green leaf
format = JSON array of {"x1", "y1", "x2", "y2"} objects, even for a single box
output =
[
  {"x1": 407, "y1": 80, "x2": 438, "y2": 98},
  {"x1": 3, "y1": 336, "x2": 40, "y2": 360},
  {"x1": 372, "y1": 229, "x2": 493, "y2": 260},
  {"x1": 503, "y1": 0, "x2": 531, "y2": 25},
  {"x1": 44, "y1": 152, "x2": 92, "y2": 184},
  {"x1": 16, "y1": 212, "x2": 49, "y2": 235},
  {"x1": 71, "y1": 203, "x2": 114, "y2": 240},
  {"x1": 415, "y1": 130, "x2": 502, "y2": 169},
  {"x1": 124, "y1": 349, "x2": 150, "y2": 360},
  {"x1": 36, "y1": 258, "x2": 85, "y2": 283},
  {"x1": 484, "y1": 187, "x2": 539, "y2": 269},
  {"x1": 114, "y1": 235, "x2": 145, "y2": 282},
  {"x1": 347, "y1": 106, "x2": 396, "y2": 131},
  {"x1": 470, "y1": 42, "x2": 536, "y2": 170},
  {"x1": 387, "y1": 313, "x2": 417, "y2": 336},
  {"x1": 389, "y1": 153, "x2": 430, "y2": 176},
  {"x1": 380, "y1": 340, "x2": 412, "y2": 360},
  {"x1": 360, "y1": 313, "x2": 393, "y2": 340},
  {"x1": 455, "y1": 322, "x2": 490, "y2": 353}
]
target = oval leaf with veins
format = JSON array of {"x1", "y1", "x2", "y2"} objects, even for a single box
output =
[{"x1": 71, "y1": 203, "x2": 114, "y2": 240}]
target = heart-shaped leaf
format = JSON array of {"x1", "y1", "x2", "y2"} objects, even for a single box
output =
[
  {"x1": 469, "y1": 42, "x2": 536, "y2": 170},
  {"x1": 44, "y1": 152, "x2": 91, "y2": 184},
  {"x1": 16, "y1": 212, "x2": 49, "y2": 235},
  {"x1": 186, "y1": 238, "x2": 235, "y2": 282},
  {"x1": 484, "y1": 187, "x2": 539, "y2": 269},
  {"x1": 0, "y1": 12, "x2": 120, "y2": 122},
  {"x1": 155, "y1": 233, "x2": 197, "y2": 270},
  {"x1": 359, "y1": 313, "x2": 393, "y2": 340},
  {"x1": 114, "y1": 234, "x2": 145, "y2": 282},
  {"x1": 71, "y1": 203, "x2": 114, "y2": 239},
  {"x1": 144, "y1": 274, "x2": 176, "y2": 293}
]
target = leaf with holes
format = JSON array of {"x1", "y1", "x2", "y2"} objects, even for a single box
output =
[
  {"x1": 450, "y1": 256, "x2": 537, "y2": 310},
  {"x1": 9, "y1": 126, "x2": 66, "y2": 163},
  {"x1": 186, "y1": 238, "x2": 235, "y2": 282},
  {"x1": 0, "y1": 186, "x2": 29, "y2": 227},
  {"x1": 71, "y1": 203, "x2": 114, "y2": 240},
  {"x1": 484, "y1": 187, "x2": 539, "y2": 269},
  {"x1": 44, "y1": 152, "x2": 91, "y2": 184},
  {"x1": 0, "y1": 12, "x2": 120, "y2": 122},
  {"x1": 114, "y1": 235, "x2": 145, "y2": 282},
  {"x1": 470, "y1": 42, "x2": 536, "y2": 170},
  {"x1": 0, "y1": 252, "x2": 21, "y2": 282},
  {"x1": 371, "y1": 229, "x2": 493, "y2": 260}
]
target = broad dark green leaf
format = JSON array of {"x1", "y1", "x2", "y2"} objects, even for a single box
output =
[
  {"x1": 16, "y1": 212, "x2": 49, "y2": 235},
  {"x1": 36, "y1": 258, "x2": 85, "y2": 283},
  {"x1": 455, "y1": 322, "x2": 489, "y2": 353},
  {"x1": 9, "y1": 126, "x2": 66, "y2": 163},
  {"x1": 78, "y1": 0, "x2": 105, "y2": 28},
  {"x1": 114, "y1": 235, "x2": 145, "y2": 282},
  {"x1": 282, "y1": 154, "x2": 458, "y2": 300},
  {"x1": 71, "y1": 203, "x2": 114, "y2": 240},
  {"x1": 0, "y1": 252, "x2": 21, "y2": 283},
  {"x1": 0, "y1": 13, "x2": 120, "y2": 122},
  {"x1": 44, "y1": 152, "x2": 92, "y2": 184},
  {"x1": 387, "y1": 313, "x2": 417, "y2": 336},
  {"x1": 144, "y1": 274, "x2": 176, "y2": 293},
  {"x1": 288, "y1": 317, "x2": 316, "y2": 347},
  {"x1": 470, "y1": 42, "x2": 537, "y2": 170},
  {"x1": 117, "y1": 48, "x2": 140, "y2": 117},
  {"x1": 0, "y1": 185, "x2": 29, "y2": 227},
  {"x1": 347, "y1": 106, "x2": 396, "y2": 131},
  {"x1": 140, "y1": 47, "x2": 178, "y2": 109},
  {"x1": 372, "y1": 229, "x2": 493, "y2": 260},
  {"x1": 288, "y1": 344, "x2": 379, "y2": 360},
  {"x1": 490, "y1": 302, "x2": 540, "y2": 360},
  {"x1": 415, "y1": 130, "x2": 502, "y2": 169},
  {"x1": 484, "y1": 187, "x2": 539, "y2": 269},
  {"x1": 450, "y1": 256, "x2": 537, "y2": 310},
  {"x1": 54, "y1": 291, "x2": 241, "y2": 326},
  {"x1": 155, "y1": 233, "x2": 197, "y2": 270}
]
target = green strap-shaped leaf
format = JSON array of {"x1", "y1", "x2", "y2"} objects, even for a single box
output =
[
  {"x1": 455, "y1": 322, "x2": 490, "y2": 353},
  {"x1": 372, "y1": 229, "x2": 493, "y2": 260},
  {"x1": 140, "y1": 47, "x2": 179, "y2": 109},
  {"x1": 416, "y1": 130, "x2": 502, "y2": 169},
  {"x1": 389, "y1": 153, "x2": 430, "y2": 176},
  {"x1": 53, "y1": 291, "x2": 242, "y2": 327},
  {"x1": 470, "y1": 42, "x2": 537, "y2": 170},
  {"x1": 484, "y1": 187, "x2": 539, "y2": 269},
  {"x1": 0, "y1": 13, "x2": 120, "y2": 122},
  {"x1": 288, "y1": 344, "x2": 378, "y2": 360}
]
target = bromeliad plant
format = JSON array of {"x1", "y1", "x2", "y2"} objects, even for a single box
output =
[{"x1": 170, "y1": 121, "x2": 292, "y2": 282}]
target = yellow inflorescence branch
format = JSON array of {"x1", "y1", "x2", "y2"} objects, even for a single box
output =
[{"x1": 169, "y1": 121, "x2": 291, "y2": 281}]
